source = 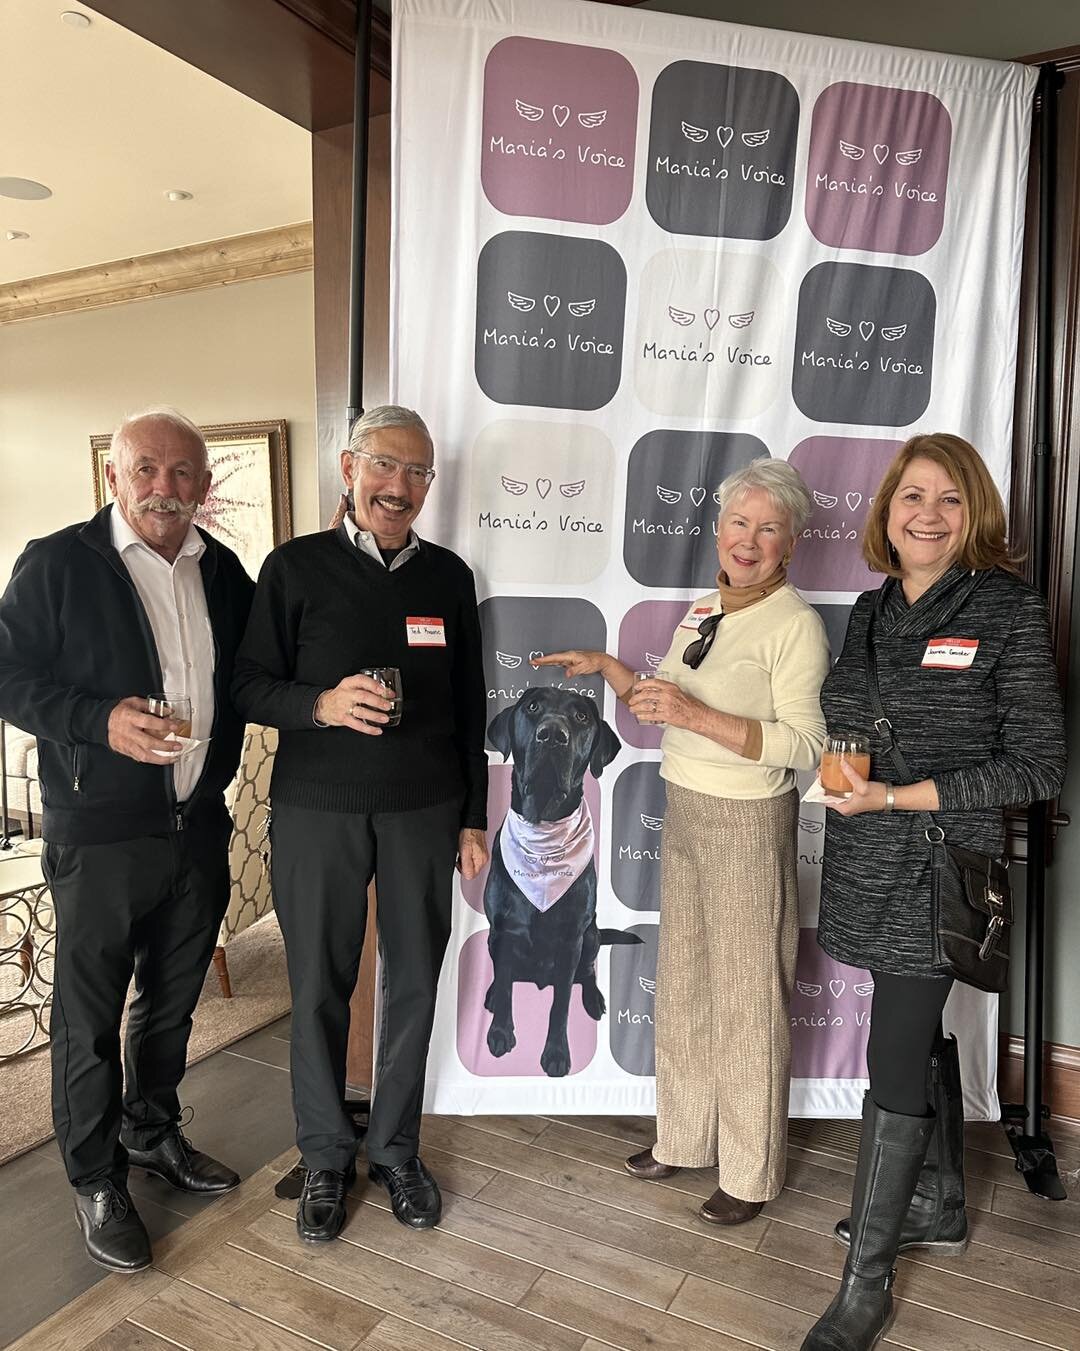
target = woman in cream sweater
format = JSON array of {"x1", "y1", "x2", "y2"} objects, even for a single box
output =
[{"x1": 537, "y1": 458, "x2": 829, "y2": 1224}]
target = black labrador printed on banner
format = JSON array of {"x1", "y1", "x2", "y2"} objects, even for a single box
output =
[{"x1": 484, "y1": 688, "x2": 640, "y2": 1077}]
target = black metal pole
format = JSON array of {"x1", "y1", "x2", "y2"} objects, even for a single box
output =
[
  {"x1": 346, "y1": 0, "x2": 374, "y2": 431},
  {"x1": 1003, "y1": 62, "x2": 1067, "y2": 1202}
]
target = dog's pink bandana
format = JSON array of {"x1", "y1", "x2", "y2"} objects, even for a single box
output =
[{"x1": 499, "y1": 800, "x2": 595, "y2": 913}]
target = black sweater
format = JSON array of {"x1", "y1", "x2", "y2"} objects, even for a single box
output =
[
  {"x1": 232, "y1": 527, "x2": 488, "y2": 828},
  {"x1": 0, "y1": 506, "x2": 254, "y2": 845}
]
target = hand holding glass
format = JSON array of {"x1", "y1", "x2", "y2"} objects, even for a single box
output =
[
  {"x1": 820, "y1": 733, "x2": 870, "y2": 798},
  {"x1": 148, "y1": 693, "x2": 192, "y2": 739},
  {"x1": 632, "y1": 671, "x2": 663, "y2": 725},
  {"x1": 356, "y1": 668, "x2": 403, "y2": 727}
]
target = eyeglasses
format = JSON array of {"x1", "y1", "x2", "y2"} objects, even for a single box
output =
[
  {"x1": 682, "y1": 613, "x2": 723, "y2": 669},
  {"x1": 352, "y1": 449, "x2": 436, "y2": 487}
]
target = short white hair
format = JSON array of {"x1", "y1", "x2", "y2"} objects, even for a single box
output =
[
  {"x1": 346, "y1": 405, "x2": 433, "y2": 458},
  {"x1": 716, "y1": 458, "x2": 812, "y2": 538},
  {"x1": 109, "y1": 406, "x2": 208, "y2": 471}
]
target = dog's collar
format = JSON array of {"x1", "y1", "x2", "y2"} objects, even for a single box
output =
[{"x1": 499, "y1": 801, "x2": 594, "y2": 913}]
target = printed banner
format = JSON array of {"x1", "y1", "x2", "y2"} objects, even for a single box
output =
[{"x1": 391, "y1": 0, "x2": 1036, "y2": 1119}]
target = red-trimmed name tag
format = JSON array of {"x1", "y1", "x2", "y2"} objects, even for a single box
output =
[
  {"x1": 679, "y1": 605, "x2": 714, "y2": 632},
  {"x1": 921, "y1": 637, "x2": 978, "y2": 670},
  {"x1": 406, "y1": 616, "x2": 446, "y2": 647}
]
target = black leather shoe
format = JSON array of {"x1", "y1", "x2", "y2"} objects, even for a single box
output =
[
  {"x1": 297, "y1": 1164, "x2": 355, "y2": 1242},
  {"x1": 74, "y1": 1183, "x2": 152, "y2": 1273},
  {"x1": 368, "y1": 1156, "x2": 442, "y2": 1229},
  {"x1": 125, "y1": 1127, "x2": 240, "y2": 1194}
]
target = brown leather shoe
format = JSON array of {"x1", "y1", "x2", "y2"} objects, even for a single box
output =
[
  {"x1": 699, "y1": 1185, "x2": 763, "y2": 1225},
  {"x1": 624, "y1": 1147, "x2": 681, "y2": 1180}
]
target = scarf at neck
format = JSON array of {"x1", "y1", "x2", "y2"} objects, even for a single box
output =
[
  {"x1": 499, "y1": 800, "x2": 595, "y2": 913},
  {"x1": 715, "y1": 564, "x2": 788, "y2": 614},
  {"x1": 876, "y1": 564, "x2": 987, "y2": 639}
]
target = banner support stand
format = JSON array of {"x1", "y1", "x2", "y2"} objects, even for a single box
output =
[
  {"x1": 346, "y1": 0, "x2": 375, "y2": 431},
  {"x1": 1001, "y1": 61, "x2": 1068, "y2": 1203}
]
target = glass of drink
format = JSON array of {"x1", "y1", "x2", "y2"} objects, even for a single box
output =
[
  {"x1": 357, "y1": 668, "x2": 403, "y2": 727},
  {"x1": 633, "y1": 670, "x2": 662, "y2": 725},
  {"x1": 820, "y1": 733, "x2": 871, "y2": 798},
  {"x1": 148, "y1": 693, "x2": 193, "y2": 739}
]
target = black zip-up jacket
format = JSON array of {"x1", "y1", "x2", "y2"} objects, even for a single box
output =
[{"x1": 0, "y1": 506, "x2": 254, "y2": 845}]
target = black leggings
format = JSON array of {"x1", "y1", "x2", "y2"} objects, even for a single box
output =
[{"x1": 866, "y1": 971, "x2": 954, "y2": 1116}]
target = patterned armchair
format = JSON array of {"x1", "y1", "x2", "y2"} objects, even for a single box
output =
[{"x1": 212, "y1": 723, "x2": 277, "y2": 998}]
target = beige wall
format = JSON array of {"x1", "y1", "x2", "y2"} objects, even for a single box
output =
[{"x1": 0, "y1": 269, "x2": 317, "y2": 587}]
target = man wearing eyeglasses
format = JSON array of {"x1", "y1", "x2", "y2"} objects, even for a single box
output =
[{"x1": 233, "y1": 405, "x2": 488, "y2": 1243}]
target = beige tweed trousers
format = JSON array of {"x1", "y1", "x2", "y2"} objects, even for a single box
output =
[{"x1": 653, "y1": 782, "x2": 800, "y2": 1202}]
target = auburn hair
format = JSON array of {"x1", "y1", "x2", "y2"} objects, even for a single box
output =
[{"x1": 862, "y1": 433, "x2": 1019, "y2": 578}]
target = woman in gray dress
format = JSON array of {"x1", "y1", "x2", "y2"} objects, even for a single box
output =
[{"x1": 801, "y1": 434, "x2": 1066, "y2": 1351}]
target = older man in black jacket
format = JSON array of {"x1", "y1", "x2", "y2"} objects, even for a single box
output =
[{"x1": 0, "y1": 408, "x2": 253, "y2": 1273}]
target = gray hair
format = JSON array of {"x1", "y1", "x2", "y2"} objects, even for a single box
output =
[
  {"x1": 716, "y1": 458, "x2": 812, "y2": 538},
  {"x1": 346, "y1": 405, "x2": 433, "y2": 458},
  {"x1": 109, "y1": 406, "x2": 208, "y2": 472}
]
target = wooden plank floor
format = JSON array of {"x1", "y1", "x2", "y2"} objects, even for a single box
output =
[{"x1": 10, "y1": 1113, "x2": 1080, "y2": 1351}]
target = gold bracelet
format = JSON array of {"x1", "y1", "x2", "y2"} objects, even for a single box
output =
[{"x1": 884, "y1": 784, "x2": 895, "y2": 813}]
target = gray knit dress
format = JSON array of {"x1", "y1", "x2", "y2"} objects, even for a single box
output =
[{"x1": 817, "y1": 565, "x2": 1067, "y2": 977}]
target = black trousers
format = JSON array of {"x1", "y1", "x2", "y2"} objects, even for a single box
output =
[
  {"x1": 866, "y1": 969, "x2": 955, "y2": 1116},
  {"x1": 270, "y1": 798, "x2": 460, "y2": 1173},
  {"x1": 43, "y1": 806, "x2": 232, "y2": 1191}
]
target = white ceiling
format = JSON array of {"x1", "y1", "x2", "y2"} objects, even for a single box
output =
[{"x1": 0, "y1": 1, "x2": 312, "y2": 285}]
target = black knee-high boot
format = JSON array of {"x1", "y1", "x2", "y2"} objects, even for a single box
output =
[
  {"x1": 801, "y1": 1096, "x2": 933, "y2": 1351},
  {"x1": 834, "y1": 1035, "x2": 968, "y2": 1255}
]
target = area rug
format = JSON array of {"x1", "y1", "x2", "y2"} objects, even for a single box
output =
[{"x1": 0, "y1": 913, "x2": 290, "y2": 1167}]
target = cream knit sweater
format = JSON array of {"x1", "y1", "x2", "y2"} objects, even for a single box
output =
[{"x1": 656, "y1": 583, "x2": 830, "y2": 800}]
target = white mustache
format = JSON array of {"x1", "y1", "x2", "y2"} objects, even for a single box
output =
[{"x1": 133, "y1": 494, "x2": 197, "y2": 520}]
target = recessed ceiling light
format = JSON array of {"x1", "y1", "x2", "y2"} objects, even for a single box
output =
[
  {"x1": 6, "y1": 231, "x2": 30, "y2": 241},
  {"x1": 60, "y1": 10, "x2": 91, "y2": 27},
  {"x1": 0, "y1": 178, "x2": 52, "y2": 201},
  {"x1": 165, "y1": 189, "x2": 194, "y2": 202}
]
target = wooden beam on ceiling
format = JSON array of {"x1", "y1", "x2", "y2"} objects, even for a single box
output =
[{"x1": 0, "y1": 223, "x2": 313, "y2": 324}]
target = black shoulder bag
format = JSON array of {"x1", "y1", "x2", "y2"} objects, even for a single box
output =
[{"x1": 865, "y1": 601, "x2": 1011, "y2": 993}]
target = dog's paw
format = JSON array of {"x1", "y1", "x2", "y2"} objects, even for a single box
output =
[
  {"x1": 483, "y1": 982, "x2": 496, "y2": 1013},
  {"x1": 487, "y1": 1024, "x2": 516, "y2": 1057},
  {"x1": 541, "y1": 1041, "x2": 572, "y2": 1077},
  {"x1": 582, "y1": 985, "x2": 606, "y2": 1020}
]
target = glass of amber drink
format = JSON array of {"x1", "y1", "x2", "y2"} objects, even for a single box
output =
[
  {"x1": 820, "y1": 733, "x2": 870, "y2": 798},
  {"x1": 148, "y1": 693, "x2": 193, "y2": 739}
]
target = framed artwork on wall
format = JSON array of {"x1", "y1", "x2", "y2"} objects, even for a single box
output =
[{"x1": 91, "y1": 419, "x2": 292, "y2": 581}]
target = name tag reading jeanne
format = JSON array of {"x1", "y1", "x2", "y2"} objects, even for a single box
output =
[
  {"x1": 679, "y1": 605, "x2": 714, "y2": 632},
  {"x1": 406, "y1": 616, "x2": 446, "y2": 647},
  {"x1": 921, "y1": 637, "x2": 978, "y2": 670}
]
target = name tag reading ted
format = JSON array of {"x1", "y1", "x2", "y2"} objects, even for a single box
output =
[
  {"x1": 921, "y1": 637, "x2": 978, "y2": 670},
  {"x1": 406, "y1": 616, "x2": 446, "y2": 647},
  {"x1": 679, "y1": 605, "x2": 714, "y2": 632}
]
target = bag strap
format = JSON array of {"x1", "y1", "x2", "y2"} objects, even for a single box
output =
[{"x1": 865, "y1": 586, "x2": 943, "y2": 841}]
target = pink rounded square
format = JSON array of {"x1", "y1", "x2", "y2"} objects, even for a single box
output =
[
  {"x1": 790, "y1": 929, "x2": 872, "y2": 1081},
  {"x1": 805, "y1": 82, "x2": 951, "y2": 256},
  {"x1": 456, "y1": 929, "x2": 598, "y2": 1077},
  {"x1": 481, "y1": 36, "x2": 638, "y2": 225},
  {"x1": 460, "y1": 763, "x2": 602, "y2": 914},
  {"x1": 616, "y1": 600, "x2": 690, "y2": 751},
  {"x1": 788, "y1": 437, "x2": 902, "y2": 593}
]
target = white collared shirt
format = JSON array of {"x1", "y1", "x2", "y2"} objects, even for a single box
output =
[
  {"x1": 110, "y1": 505, "x2": 215, "y2": 801},
  {"x1": 343, "y1": 511, "x2": 420, "y2": 570}
]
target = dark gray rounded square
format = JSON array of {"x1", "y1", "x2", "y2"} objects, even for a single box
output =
[
  {"x1": 611, "y1": 762, "x2": 667, "y2": 912},
  {"x1": 475, "y1": 231, "x2": 626, "y2": 410},
  {"x1": 609, "y1": 922, "x2": 658, "y2": 1076},
  {"x1": 646, "y1": 61, "x2": 799, "y2": 240},
  {"x1": 792, "y1": 262, "x2": 936, "y2": 426},
  {"x1": 812, "y1": 603, "x2": 854, "y2": 663},
  {"x1": 623, "y1": 430, "x2": 769, "y2": 589},
  {"x1": 480, "y1": 595, "x2": 607, "y2": 749}
]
